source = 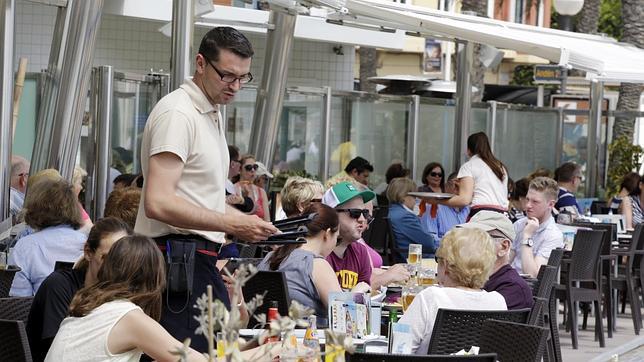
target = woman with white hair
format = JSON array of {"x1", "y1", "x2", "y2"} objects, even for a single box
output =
[{"x1": 398, "y1": 228, "x2": 507, "y2": 354}]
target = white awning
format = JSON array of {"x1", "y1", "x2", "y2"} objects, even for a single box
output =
[{"x1": 294, "y1": 0, "x2": 644, "y2": 83}]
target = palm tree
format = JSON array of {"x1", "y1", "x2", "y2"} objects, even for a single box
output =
[
  {"x1": 612, "y1": 0, "x2": 644, "y2": 141},
  {"x1": 576, "y1": 0, "x2": 600, "y2": 34},
  {"x1": 460, "y1": 0, "x2": 488, "y2": 102},
  {"x1": 358, "y1": 47, "x2": 378, "y2": 93}
]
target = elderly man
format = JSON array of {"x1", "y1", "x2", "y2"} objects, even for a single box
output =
[
  {"x1": 322, "y1": 181, "x2": 375, "y2": 291},
  {"x1": 457, "y1": 211, "x2": 533, "y2": 310},
  {"x1": 10, "y1": 156, "x2": 30, "y2": 223},
  {"x1": 510, "y1": 177, "x2": 564, "y2": 278}
]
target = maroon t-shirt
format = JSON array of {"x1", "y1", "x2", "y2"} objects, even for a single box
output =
[{"x1": 326, "y1": 241, "x2": 373, "y2": 289}]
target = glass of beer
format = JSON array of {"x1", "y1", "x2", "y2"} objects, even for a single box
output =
[
  {"x1": 419, "y1": 267, "x2": 437, "y2": 286},
  {"x1": 408, "y1": 244, "x2": 422, "y2": 274},
  {"x1": 402, "y1": 285, "x2": 422, "y2": 312}
]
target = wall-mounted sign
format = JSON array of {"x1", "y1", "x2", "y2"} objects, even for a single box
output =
[{"x1": 534, "y1": 65, "x2": 565, "y2": 84}]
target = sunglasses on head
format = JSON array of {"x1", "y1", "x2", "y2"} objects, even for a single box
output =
[
  {"x1": 336, "y1": 208, "x2": 370, "y2": 220},
  {"x1": 430, "y1": 172, "x2": 443, "y2": 178},
  {"x1": 244, "y1": 164, "x2": 259, "y2": 171}
]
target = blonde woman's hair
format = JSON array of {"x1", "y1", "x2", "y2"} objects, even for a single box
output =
[
  {"x1": 386, "y1": 177, "x2": 417, "y2": 204},
  {"x1": 281, "y1": 176, "x2": 325, "y2": 217},
  {"x1": 436, "y1": 228, "x2": 496, "y2": 289},
  {"x1": 72, "y1": 166, "x2": 88, "y2": 188}
]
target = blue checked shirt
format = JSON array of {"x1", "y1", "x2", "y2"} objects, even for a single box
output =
[{"x1": 420, "y1": 204, "x2": 470, "y2": 245}]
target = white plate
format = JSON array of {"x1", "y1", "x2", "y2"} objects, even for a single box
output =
[{"x1": 408, "y1": 192, "x2": 454, "y2": 200}]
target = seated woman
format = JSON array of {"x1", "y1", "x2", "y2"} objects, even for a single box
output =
[
  {"x1": 398, "y1": 228, "x2": 507, "y2": 354},
  {"x1": 387, "y1": 177, "x2": 437, "y2": 259},
  {"x1": 235, "y1": 154, "x2": 271, "y2": 222},
  {"x1": 258, "y1": 203, "x2": 344, "y2": 326},
  {"x1": 615, "y1": 172, "x2": 642, "y2": 229},
  {"x1": 9, "y1": 179, "x2": 87, "y2": 296},
  {"x1": 27, "y1": 217, "x2": 132, "y2": 362},
  {"x1": 420, "y1": 172, "x2": 469, "y2": 244}
]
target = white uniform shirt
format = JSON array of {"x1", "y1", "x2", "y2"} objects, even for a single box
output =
[
  {"x1": 135, "y1": 79, "x2": 229, "y2": 243},
  {"x1": 398, "y1": 286, "x2": 507, "y2": 355},
  {"x1": 457, "y1": 155, "x2": 509, "y2": 209}
]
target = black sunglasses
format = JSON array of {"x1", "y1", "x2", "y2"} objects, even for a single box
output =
[
  {"x1": 430, "y1": 172, "x2": 443, "y2": 178},
  {"x1": 204, "y1": 57, "x2": 253, "y2": 84},
  {"x1": 244, "y1": 164, "x2": 259, "y2": 171},
  {"x1": 337, "y1": 208, "x2": 370, "y2": 220}
]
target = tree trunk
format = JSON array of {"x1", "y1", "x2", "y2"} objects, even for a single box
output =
[
  {"x1": 570, "y1": 0, "x2": 600, "y2": 76},
  {"x1": 460, "y1": 0, "x2": 487, "y2": 102},
  {"x1": 358, "y1": 47, "x2": 378, "y2": 93},
  {"x1": 612, "y1": 0, "x2": 644, "y2": 142}
]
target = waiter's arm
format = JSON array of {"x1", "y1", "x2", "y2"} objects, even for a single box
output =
[{"x1": 144, "y1": 152, "x2": 277, "y2": 241}]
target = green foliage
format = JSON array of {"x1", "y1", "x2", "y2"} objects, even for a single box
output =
[
  {"x1": 606, "y1": 136, "x2": 643, "y2": 199},
  {"x1": 510, "y1": 65, "x2": 535, "y2": 86},
  {"x1": 598, "y1": 0, "x2": 622, "y2": 40}
]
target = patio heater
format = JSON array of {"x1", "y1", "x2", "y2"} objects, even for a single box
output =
[{"x1": 553, "y1": 0, "x2": 584, "y2": 31}]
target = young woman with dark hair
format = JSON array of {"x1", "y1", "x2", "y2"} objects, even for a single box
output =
[
  {"x1": 45, "y1": 235, "x2": 209, "y2": 362},
  {"x1": 439, "y1": 132, "x2": 509, "y2": 219},
  {"x1": 258, "y1": 203, "x2": 363, "y2": 326},
  {"x1": 28, "y1": 217, "x2": 132, "y2": 362}
]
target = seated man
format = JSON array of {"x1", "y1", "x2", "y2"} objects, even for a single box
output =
[
  {"x1": 421, "y1": 172, "x2": 470, "y2": 243},
  {"x1": 322, "y1": 181, "x2": 375, "y2": 291},
  {"x1": 326, "y1": 156, "x2": 374, "y2": 188},
  {"x1": 457, "y1": 211, "x2": 533, "y2": 310},
  {"x1": 554, "y1": 162, "x2": 583, "y2": 216},
  {"x1": 510, "y1": 177, "x2": 564, "y2": 278}
]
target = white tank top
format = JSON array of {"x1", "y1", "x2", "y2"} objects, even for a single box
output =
[{"x1": 45, "y1": 300, "x2": 143, "y2": 362}]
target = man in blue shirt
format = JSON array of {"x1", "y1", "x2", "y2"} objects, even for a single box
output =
[{"x1": 554, "y1": 162, "x2": 583, "y2": 216}]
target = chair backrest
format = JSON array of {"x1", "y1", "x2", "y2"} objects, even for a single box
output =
[
  {"x1": 631, "y1": 223, "x2": 644, "y2": 268},
  {"x1": 0, "y1": 266, "x2": 21, "y2": 298},
  {"x1": 528, "y1": 297, "x2": 547, "y2": 326},
  {"x1": 478, "y1": 319, "x2": 549, "y2": 362},
  {"x1": 568, "y1": 229, "x2": 604, "y2": 282},
  {"x1": 346, "y1": 352, "x2": 498, "y2": 362},
  {"x1": 571, "y1": 222, "x2": 615, "y2": 256},
  {"x1": 427, "y1": 308, "x2": 531, "y2": 355},
  {"x1": 242, "y1": 271, "x2": 290, "y2": 319},
  {"x1": 363, "y1": 206, "x2": 389, "y2": 254},
  {"x1": 532, "y1": 265, "x2": 558, "y2": 300},
  {"x1": 0, "y1": 297, "x2": 34, "y2": 322},
  {"x1": 546, "y1": 248, "x2": 564, "y2": 269},
  {"x1": 0, "y1": 319, "x2": 33, "y2": 362},
  {"x1": 590, "y1": 200, "x2": 607, "y2": 215}
]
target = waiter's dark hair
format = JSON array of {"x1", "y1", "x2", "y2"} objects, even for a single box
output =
[{"x1": 198, "y1": 27, "x2": 254, "y2": 62}]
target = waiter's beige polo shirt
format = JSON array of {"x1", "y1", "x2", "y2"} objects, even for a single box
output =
[{"x1": 135, "y1": 79, "x2": 229, "y2": 243}]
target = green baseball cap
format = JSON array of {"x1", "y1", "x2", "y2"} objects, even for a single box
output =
[{"x1": 322, "y1": 181, "x2": 376, "y2": 208}]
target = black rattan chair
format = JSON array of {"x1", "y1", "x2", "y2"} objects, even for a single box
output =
[
  {"x1": 242, "y1": 271, "x2": 290, "y2": 320},
  {"x1": 612, "y1": 223, "x2": 644, "y2": 335},
  {"x1": 529, "y1": 297, "x2": 547, "y2": 326},
  {"x1": 478, "y1": 319, "x2": 549, "y2": 362},
  {"x1": 547, "y1": 248, "x2": 564, "y2": 269},
  {"x1": 427, "y1": 308, "x2": 530, "y2": 355},
  {"x1": 0, "y1": 266, "x2": 20, "y2": 298},
  {"x1": 0, "y1": 297, "x2": 33, "y2": 322},
  {"x1": 346, "y1": 352, "x2": 498, "y2": 362},
  {"x1": 0, "y1": 319, "x2": 32, "y2": 362},
  {"x1": 554, "y1": 229, "x2": 605, "y2": 349}
]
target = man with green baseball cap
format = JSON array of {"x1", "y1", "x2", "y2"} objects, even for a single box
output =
[
  {"x1": 456, "y1": 211, "x2": 533, "y2": 310},
  {"x1": 322, "y1": 181, "x2": 376, "y2": 291}
]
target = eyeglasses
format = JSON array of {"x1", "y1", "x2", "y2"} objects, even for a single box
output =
[
  {"x1": 336, "y1": 208, "x2": 370, "y2": 220},
  {"x1": 244, "y1": 164, "x2": 259, "y2": 172},
  {"x1": 430, "y1": 172, "x2": 443, "y2": 178},
  {"x1": 204, "y1": 57, "x2": 253, "y2": 84}
]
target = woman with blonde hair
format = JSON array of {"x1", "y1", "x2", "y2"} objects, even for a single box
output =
[{"x1": 398, "y1": 228, "x2": 507, "y2": 354}]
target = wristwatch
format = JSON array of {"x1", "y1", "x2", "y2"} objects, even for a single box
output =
[{"x1": 521, "y1": 237, "x2": 534, "y2": 247}]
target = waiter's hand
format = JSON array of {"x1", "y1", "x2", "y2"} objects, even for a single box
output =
[{"x1": 228, "y1": 214, "x2": 279, "y2": 242}]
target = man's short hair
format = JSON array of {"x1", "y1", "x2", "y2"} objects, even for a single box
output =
[
  {"x1": 554, "y1": 162, "x2": 581, "y2": 183},
  {"x1": 281, "y1": 176, "x2": 325, "y2": 217},
  {"x1": 198, "y1": 27, "x2": 254, "y2": 62},
  {"x1": 228, "y1": 145, "x2": 240, "y2": 161},
  {"x1": 104, "y1": 187, "x2": 142, "y2": 229},
  {"x1": 529, "y1": 177, "x2": 559, "y2": 201},
  {"x1": 511, "y1": 178, "x2": 530, "y2": 200},
  {"x1": 11, "y1": 155, "x2": 29, "y2": 177},
  {"x1": 386, "y1": 177, "x2": 417, "y2": 204},
  {"x1": 344, "y1": 156, "x2": 374, "y2": 174}
]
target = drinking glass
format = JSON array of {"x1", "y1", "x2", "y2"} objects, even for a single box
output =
[
  {"x1": 419, "y1": 267, "x2": 437, "y2": 286},
  {"x1": 401, "y1": 285, "x2": 423, "y2": 312},
  {"x1": 408, "y1": 244, "x2": 422, "y2": 274}
]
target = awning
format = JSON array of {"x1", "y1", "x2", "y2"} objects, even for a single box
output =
[{"x1": 290, "y1": 0, "x2": 644, "y2": 83}]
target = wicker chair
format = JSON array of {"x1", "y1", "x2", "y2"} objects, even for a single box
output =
[
  {"x1": 554, "y1": 229, "x2": 605, "y2": 349},
  {"x1": 346, "y1": 352, "x2": 498, "y2": 362},
  {"x1": 547, "y1": 248, "x2": 564, "y2": 269},
  {"x1": 0, "y1": 297, "x2": 33, "y2": 322},
  {"x1": 478, "y1": 319, "x2": 549, "y2": 362},
  {"x1": 242, "y1": 271, "x2": 290, "y2": 321},
  {"x1": 426, "y1": 308, "x2": 530, "y2": 355},
  {"x1": 0, "y1": 319, "x2": 33, "y2": 362},
  {"x1": 611, "y1": 223, "x2": 644, "y2": 335},
  {"x1": 0, "y1": 266, "x2": 20, "y2": 298}
]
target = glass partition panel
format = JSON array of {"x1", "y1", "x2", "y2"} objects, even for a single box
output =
[
  {"x1": 494, "y1": 109, "x2": 559, "y2": 180},
  {"x1": 225, "y1": 87, "x2": 257, "y2": 155},
  {"x1": 416, "y1": 102, "x2": 455, "y2": 184},
  {"x1": 272, "y1": 91, "x2": 325, "y2": 179},
  {"x1": 329, "y1": 94, "x2": 411, "y2": 189},
  {"x1": 471, "y1": 106, "x2": 489, "y2": 135}
]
